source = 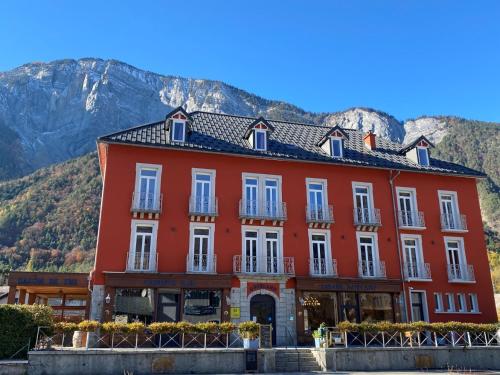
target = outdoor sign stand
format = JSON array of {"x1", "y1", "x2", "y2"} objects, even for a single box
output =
[
  {"x1": 259, "y1": 324, "x2": 272, "y2": 349},
  {"x1": 245, "y1": 349, "x2": 258, "y2": 373}
]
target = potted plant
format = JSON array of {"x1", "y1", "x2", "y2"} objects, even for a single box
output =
[
  {"x1": 238, "y1": 321, "x2": 259, "y2": 349},
  {"x1": 312, "y1": 329, "x2": 323, "y2": 348}
]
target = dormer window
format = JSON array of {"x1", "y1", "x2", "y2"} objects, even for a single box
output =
[
  {"x1": 330, "y1": 137, "x2": 343, "y2": 158},
  {"x1": 172, "y1": 120, "x2": 186, "y2": 142},
  {"x1": 399, "y1": 135, "x2": 434, "y2": 167},
  {"x1": 255, "y1": 129, "x2": 267, "y2": 151},
  {"x1": 243, "y1": 117, "x2": 275, "y2": 152},
  {"x1": 317, "y1": 126, "x2": 348, "y2": 158},
  {"x1": 417, "y1": 147, "x2": 429, "y2": 166}
]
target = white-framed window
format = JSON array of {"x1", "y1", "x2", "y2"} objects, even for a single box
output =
[
  {"x1": 417, "y1": 146, "x2": 429, "y2": 166},
  {"x1": 439, "y1": 191, "x2": 462, "y2": 229},
  {"x1": 468, "y1": 293, "x2": 479, "y2": 313},
  {"x1": 457, "y1": 293, "x2": 466, "y2": 312},
  {"x1": 254, "y1": 129, "x2": 267, "y2": 151},
  {"x1": 396, "y1": 187, "x2": 421, "y2": 227},
  {"x1": 444, "y1": 237, "x2": 468, "y2": 279},
  {"x1": 242, "y1": 173, "x2": 282, "y2": 217},
  {"x1": 356, "y1": 232, "x2": 381, "y2": 277},
  {"x1": 134, "y1": 163, "x2": 162, "y2": 210},
  {"x1": 410, "y1": 290, "x2": 429, "y2": 322},
  {"x1": 172, "y1": 120, "x2": 186, "y2": 142},
  {"x1": 434, "y1": 293, "x2": 443, "y2": 312},
  {"x1": 401, "y1": 234, "x2": 426, "y2": 279},
  {"x1": 330, "y1": 137, "x2": 343, "y2": 158},
  {"x1": 128, "y1": 220, "x2": 158, "y2": 271},
  {"x1": 191, "y1": 168, "x2": 216, "y2": 213},
  {"x1": 241, "y1": 226, "x2": 283, "y2": 274},
  {"x1": 306, "y1": 178, "x2": 328, "y2": 220},
  {"x1": 352, "y1": 182, "x2": 375, "y2": 223},
  {"x1": 445, "y1": 293, "x2": 455, "y2": 312},
  {"x1": 188, "y1": 222, "x2": 215, "y2": 273},
  {"x1": 308, "y1": 229, "x2": 333, "y2": 275}
]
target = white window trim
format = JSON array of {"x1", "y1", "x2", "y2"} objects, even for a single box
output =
[
  {"x1": 330, "y1": 136, "x2": 343, "y2": 158},
  {"x1": 305, "y1": 178, "x2": 329, "y2": 208},
  {"x1": 171, "y1": 119, "x2": 186, "y2": 142},
  {"x1": 469, "y1": 293, "x2": 479, "y2": 313},
  {"x1": 416, "y1": 146, "x2": 429, "y2": 166},
  {"x1": 409, "y1": 289, "x2": 429, "y2": 322},
  {"x1": 242, "y1": 172, "x2": 283, "y2": 204},
  {"x1": 254, "y1": 129, "x2": 267, "y2": 151},
  {"x1": 401, "y1": 234, "x2": 428, "y2": 280},
  {"x1": 188, "y1": 222, "x2": 215, "y2": 273},
  {"x1": 134, "y1": 163, "x2": 162, "y2": 208},
  {"x1": 307, "y1": 228, "x2": 333, "y2": 275},
  {"x1": 433, "y1": 293, "x2": 444, "y2": 312},
  {"x1": 395, "y1": 186, "x2": 419, "y2": 213},
  {"x1": 191, "y1": 168, "x2": 216, "y2": 198},
  {"x1": 352, "y1": 181, "x2": 375, "y2": 211},
  {"x1": 443, "y1": 236, "x2": 468, "y2": 267},
  {"x1": 241, "y1": 225, "x2": 284, "y2": 272},
  {"x1": 438, "y1": 190, "x2": 461, "y2": 217},
  {"x1": 445, "y1": 293, "x2": 455, "y2": 312},
  {"x1": 355, "y1": 231, "x2": 381, "y2": 276},
  {"x1": 128, "y1": 219, "x2": 159, "y2": 272},
  {"x1": 457, "y1": 293, "x2": 467, "y2": 312}
]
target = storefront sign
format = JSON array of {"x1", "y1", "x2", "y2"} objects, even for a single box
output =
[
  {"x1": 247, "y1": 282, "x2": 280, "y2": 297},
  {"x1": 230, "y1": 307, "x2": 240, "y2": 319},
  {"x1": 143, "y1": 279, "x2": 199, "y2": 287},
  {"x1": 318, "y1": 283, "x2": 377, "y2": 292},
  {"x1": 17, "y1": 277, "x2": 80, "y2": 286}
]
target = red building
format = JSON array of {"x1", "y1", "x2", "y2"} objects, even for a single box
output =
[{"x1": 91, "y1": 107, "x2": 496, "y2": 345}]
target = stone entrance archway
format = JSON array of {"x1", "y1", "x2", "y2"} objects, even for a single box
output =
[{"x1": 250, "y1": 294, "x2": 276, "y2": 344}]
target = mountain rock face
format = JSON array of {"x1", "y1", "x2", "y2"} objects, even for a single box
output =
[{"x1": 0, "y1": 58, "x2": 461, "y2": 180}]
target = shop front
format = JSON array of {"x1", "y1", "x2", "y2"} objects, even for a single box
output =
[
  {"x1": 295, "y1": 277, "x2": 402, "y2": 345},
  {"x1": 101, "y1": 272, "x2": 232, "y2": 324}
]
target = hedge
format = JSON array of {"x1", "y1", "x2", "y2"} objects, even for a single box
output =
[
  {"x1": 0, "y1": 304, "x2": 53, "y2": 359},
  {"x1": 336, "y1": 321, "x2": 500, "y2": 334}
]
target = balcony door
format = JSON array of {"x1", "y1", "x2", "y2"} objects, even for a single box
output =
[
  {"x1": 311, "y1": 234, "x2": 327, "y2": 275},
  {"x1": 265, "y1": 179, "x2": 278, "y2": 216},
  {"x1": 194, "y1": 173, "x2": 212, "y2": 213},
  {"x1": 265, "y1": 232, "x2": 279, "y2": 274},
  {"x1": 358, "y1": 235, "x2": 376, "y2": 277},
  {"x1": 129, "y1": 221, "x2": 157, "y2": 272},
  {"x1": 354, "y1": 185, "x2": 371, "y2": 223},
  {"x1": 244, "y1": 231, "x2": 258, "y2": 273},
  {"x1": 440, "y1": 194, "x2": 457, "y2": 228},
  {"x1": 403, "y1": 238, "x2": 419, "y2": 278},
  {"x1": 446, "y1": 239, "x2": 463, "y2": 278},
  {"x1": 244, "y1": 178, "x2": 258, "y2": 215},
  {"x1": 398, "y1": 190, "x2": 414, "y2": 226},
  {"x1": 192, "y1": 228, "x2": 209, "y2": 272},
  {"x1": 139, "y1": 169, "x2": 158, "y2": 210},
  {"x1": 308, "y1": 183, "x2": 324, "y2": 220}
]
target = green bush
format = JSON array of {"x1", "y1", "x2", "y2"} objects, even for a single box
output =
[
  {"x1": 336, "y1": 320, "x2": 500, "y2": 334},
  {"x1": 0, "y1": 304, "x2": 53, "y2": 359}
]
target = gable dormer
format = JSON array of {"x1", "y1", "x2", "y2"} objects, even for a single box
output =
[
  {"x1": 316, "y1": 126, "x2": 349, "y2": 158},
  {"x1": 243, "y1": 117, "x2": 275, "y2": 151},
  {"x1": 165, "y1": 107, "x2": 192, "y2": 143},
  {"x1": 399, "y1": 135, "x2": 434, "y2": 166}
]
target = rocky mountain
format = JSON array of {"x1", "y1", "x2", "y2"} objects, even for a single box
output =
[{"x1": 0, "y1": 58, "x2": 466, "y2": 181}]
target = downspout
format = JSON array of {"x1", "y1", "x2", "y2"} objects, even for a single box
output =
[{"x1": 389, "y1": 170, "x2": 409, "y2": 322}]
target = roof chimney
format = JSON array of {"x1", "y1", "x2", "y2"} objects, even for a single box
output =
[{"x1": 363, "y1": 131, "x2": 376, "y2": 150}]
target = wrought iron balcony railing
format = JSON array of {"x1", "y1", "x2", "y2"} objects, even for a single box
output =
[
  {"x1": 353, "y1": 208, "x2": 381, "y2": 227},
  {"x1": 441, "y1": 213, "x2": 468, "y2": 231},
  {"x1": 309, "y1": 258, "x2": 338, "y2": 277},
  {"x1": 188, "y1": 196, "x2": 218, "y2": 217},
  {"x1": 126, "y1": 251, "x2": 158, "y2": 272},
  {"x1": 358, "y1": 260, "x2": 386, "y2": 278},
  {"x1": 447, "y1": 264, "x2": 475, "y2": 282},
  {"x1": 233, "y1": 255, "x2": 294, "y2": 275},
  {"x1": 403, "y1": 262, "x2": 431, "y2": 280},
  {"x1": 398, "y1": 210, "x2": 425, "y2": 228},
  {"x1": 239, "y1": 199, "x2": 287, "y2": 221},
  {"x1": 306, "y1": 205, "x2": 334, "y2": 224},
  {"x1": 131, "y1": 192, "x2": 163, "y2": 214},
  {"x1": 186, "y1": 254, "x2": 217, "y2": 273}
]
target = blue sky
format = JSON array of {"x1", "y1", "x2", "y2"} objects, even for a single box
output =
[{"x1": 1, "y1": 0, "x2": 499, "y2": 121}]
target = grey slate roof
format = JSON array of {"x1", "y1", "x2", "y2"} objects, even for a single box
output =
[{"x1": 98, "y1": 110, "x2": 485, "y2": 178}]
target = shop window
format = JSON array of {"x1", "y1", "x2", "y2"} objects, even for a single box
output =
[
  {"x1": 183, "y1": 290, "x2": 221, "y2": 323},
  {"x1": 302, "y1": 292, "x2": 338, "y2": 333},
  {"x1": 47, "y1": 297, "x2": 63, "y2": 307},
  {"x1": 340, "y1": 292, "x2": 359, "y2": 323},
  {"x1": 359, "y1": 293, "x2": 394, "y2": 322},
  {"x1": 114, "y1": 288, "x2": 154, "y2": 324}
]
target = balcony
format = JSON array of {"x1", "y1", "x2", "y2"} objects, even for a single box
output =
[
  {"x1": 126, "y1": 251, "x2": 158, "y2": 272},
  {"x1": 188, "y1": 196, "x2": 218, "y2": 222},
  {"x1": 403, "y1": 262, "x2": 431, "y2": 281},
  {"x1": 441, "y1": 213, "x2": 468, "y2": 232},
  {"x1": 239, "y1": 199, "x2": 287, "y2": 225},
  {"x1": 186, "y1": 254, "x2": 217, "y2": 273},
  {"x1": 131, "y1": 192, "x2": 162, "y2": 219},
  {"x1": 358, "y1": 260, "x2": 386, "y2": 278},
  {"x1": 309, "y1": 258, "x2": 338, "y2": 277},
  {"x1": 353, "y1": 208, "x2": 382, "y2": 231},
  {"x1": 398, "y1": 210, "x2": 425, "y2": 229},
  {"x1": 306, "y1": 205, "x2": 334, "y2": 228},
  {"x1": 447, "y1": 264, "x2": 475, "y2": 283},
  {"x1": 233, "y1": 255, "x2": 295, "y2": 275}
]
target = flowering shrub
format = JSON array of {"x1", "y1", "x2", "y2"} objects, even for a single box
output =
[
  {"x1": 101, "y1": 322, "x2": 129, "y2": 334},
  {"x1": 238, "y1": 321, "x2": 260, "y2": 340},
  {"x1": 54, "y1": 322, "x2": 79, "y2": 333},
  {"x1": 194, "y1": 322, "x2": 218, "y2": 334},
  {"x1": 336, "y1": 321, "x2": 500, "y2": 334},
  {"x1": 218, "y1": 322, "x2": 237, "y2": 334},
  {"x1": 77, "y1": 320, "x2": 101, "y2": 332},
  {"x1": 148, "y1": 322, "x2": 178, "y2": 334}
]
